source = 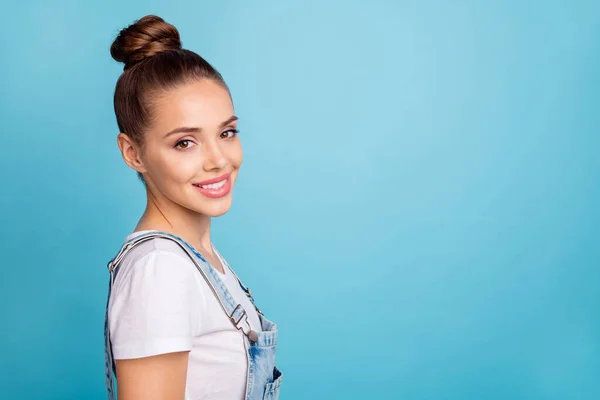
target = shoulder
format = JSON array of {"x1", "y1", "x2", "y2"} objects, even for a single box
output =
[
  {"x1": 124, "y1": 235, "x2": 194, "y2": 263},
  {"x1": 108, "y1": 238, "x2": 204, "y2": 358},
  {"x1": 108, "y1": 237, "x2": 205, "y2": 309},
  {"x1": 114, "y1": 237, "x2": 196, "y2": 281}
]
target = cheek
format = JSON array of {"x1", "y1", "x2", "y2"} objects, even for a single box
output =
[{"x1": 147, "y1": 148, "x2": 195, "y2": 183}]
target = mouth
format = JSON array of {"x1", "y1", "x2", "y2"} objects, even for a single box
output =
[{"x1": 192, "y1": 173, "x2": 232, "y2": 198}]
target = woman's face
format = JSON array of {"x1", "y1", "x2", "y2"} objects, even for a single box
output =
[{"x1": 137, "y1": 79, "x2": 243, "y2": 217}]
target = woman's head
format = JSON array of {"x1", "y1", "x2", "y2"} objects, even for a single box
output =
[{"x1": 111, "y1": 15, "x2": 242, "y2": 218}]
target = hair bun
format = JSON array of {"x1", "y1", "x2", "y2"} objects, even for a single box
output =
[{"x1": 110, "y1": 15, "x2": 181, "y2": 69}]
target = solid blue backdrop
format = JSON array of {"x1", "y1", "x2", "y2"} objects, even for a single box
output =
[{"x1": 1, "y1": 0, "x2": 599, "y2": 399}]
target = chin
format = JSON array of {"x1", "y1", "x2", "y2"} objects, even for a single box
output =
[{"x1": 197, "y1": 200, "x2": 233, "y2": 217}]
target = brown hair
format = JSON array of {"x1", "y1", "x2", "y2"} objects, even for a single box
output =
[{"x1": 110, "y1": 15, "x2": 229, "y2": 183}]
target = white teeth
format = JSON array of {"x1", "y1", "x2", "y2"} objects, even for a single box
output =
[{"x1": 198, "y1": 179, "x2": 226, "y2": 190}]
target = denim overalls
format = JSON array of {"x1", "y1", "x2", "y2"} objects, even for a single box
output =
[{"x1": 103, "y1": 231, "x2": 283, "y2": 400}]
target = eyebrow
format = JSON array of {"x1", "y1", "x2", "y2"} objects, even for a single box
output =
[{"x1": 163, "y1": 115, "x2": 239, "y2": 139}]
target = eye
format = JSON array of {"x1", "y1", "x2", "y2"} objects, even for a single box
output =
[
  {"x1": 175, "y1": 140, "x2": 196, "y2": 150},
  {"x1": 221, "y1": 129, "x2": 239, "y2": 139}
]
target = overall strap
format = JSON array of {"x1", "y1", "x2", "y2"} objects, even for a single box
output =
[
  {"x1": 104, "y1": 231, "x2": 258, "y2": 400},
  {"x1": 104, "y1": 276, "x2": 116, "y2": 400}
]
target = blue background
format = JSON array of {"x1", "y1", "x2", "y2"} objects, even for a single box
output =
[{"x1": 1, "y1": 0, "x2": 599, "y2": 399}]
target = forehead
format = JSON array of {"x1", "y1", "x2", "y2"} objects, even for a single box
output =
[{"x1": 151, "y1": 79, "x2": 234, "y2": 131}]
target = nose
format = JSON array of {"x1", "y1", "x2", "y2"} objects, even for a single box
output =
[{"x1": 202, "y1": 138, "x2": 228, "y2": 171}]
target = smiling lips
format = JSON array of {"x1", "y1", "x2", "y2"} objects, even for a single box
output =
[{"x1": 192, "y1": 173, "x2": 232, "y2": 198}]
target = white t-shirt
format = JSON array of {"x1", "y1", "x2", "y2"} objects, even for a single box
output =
[{"x1": 107, "y1": 230, "x2": 262, "y2": 400}]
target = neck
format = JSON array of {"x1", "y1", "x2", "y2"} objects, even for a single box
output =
[{"x1": 134, "y1": 189, "x2": 214, "y2": 257}]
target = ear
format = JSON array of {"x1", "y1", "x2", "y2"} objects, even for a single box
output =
[{"x1": 117, "y1": 133, "x2": 148, "y2": 174}]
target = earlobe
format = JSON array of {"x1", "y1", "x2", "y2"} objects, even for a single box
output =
[{"x1": 117, "y1": 133, "x2": 147, "y2": 174}]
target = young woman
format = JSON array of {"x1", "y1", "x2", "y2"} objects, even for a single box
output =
[{"x1": 103, "y1": 15, "x2": 282, "y2": 400}]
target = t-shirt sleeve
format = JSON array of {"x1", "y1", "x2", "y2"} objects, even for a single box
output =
[{"x1": 108, "y1": 250, "x2": 200, "y2": 360}]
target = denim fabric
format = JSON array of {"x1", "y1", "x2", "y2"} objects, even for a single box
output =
[{"x1": 104, "y1": 231, "x2": 282, "y2": 400}]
